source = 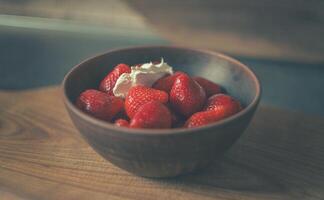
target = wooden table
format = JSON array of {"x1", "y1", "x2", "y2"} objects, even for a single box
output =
[{"x1": 0, "y1": 87, "x2": 323, "y2": 200}]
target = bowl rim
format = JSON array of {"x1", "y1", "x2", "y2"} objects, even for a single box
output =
[{"x1": 62, "y1": 45, "x2": 261, "y2": 136}]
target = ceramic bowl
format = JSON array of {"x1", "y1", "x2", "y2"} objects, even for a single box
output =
[{"x1": 62, "y1": 46, "x2": 261, "y2": 177}]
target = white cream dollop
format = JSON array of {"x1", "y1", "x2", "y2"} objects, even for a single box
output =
[{"x1": 113, "y1": 58, "x2": 173, "y2": 98}]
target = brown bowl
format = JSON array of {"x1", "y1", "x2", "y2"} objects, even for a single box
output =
[{"x1": 62, "y1": 46, "x2": 261, "y2": 178}]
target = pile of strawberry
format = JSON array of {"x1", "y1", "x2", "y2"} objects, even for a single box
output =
[{"x1": 76, "y1": 63, "x2": 242, "y2": 129}]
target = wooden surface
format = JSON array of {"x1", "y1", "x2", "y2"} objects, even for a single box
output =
[
  {"x1": 126, "y1": 0, "x2": 324, "y2": 62},
  {"x1": 0, "y1": 87, "x2": 323, "y2": 200}
]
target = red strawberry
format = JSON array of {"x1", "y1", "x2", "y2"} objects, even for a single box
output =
[
  {"x1": 99, "y1": 63, "x2": 131, "y2": 95},
  {"x1": 114, "y1": 119, "x2": 129, "y2": 127},
  {"x1": 193, "y1": 76, "x2": 222, "y2": 97},
  {"x1": 170, "y1": 110, "x2": 180, "y2": 126},
  {"x1": 185, "y1": 94, "x2": 242, "y2": 128},
  {"x1": 165, "y1": 103, "x2": 185, "y2": 127},
  {"x1": 170, "y1": 74, "x2": 206, "y2": 117},
  {"x1": 184, "y1": 110, "x2": 225, "y2": 128},
  {"x1": 153, "y1": 71, "x2": 184, "y2": 92},
  {"x1": 204, "y1": 94, "x2": 242, "y2": 115},
  {"x1": 76, "y1": 89, "x2": 124, "y2": 121},
  {"x1": 125, "y1": 85, "x2": 169, "y2": 118},
  {"x1": 130, "y1": 101, "x2": 171, "y2": 129}
]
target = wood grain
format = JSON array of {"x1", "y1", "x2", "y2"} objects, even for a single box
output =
[{"x1": 0, "y1": 87, "x2": 323, "y2": 199}]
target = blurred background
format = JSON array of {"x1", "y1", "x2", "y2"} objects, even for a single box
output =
[{"x1": 0, "y1": 0, "x2": 323, "y2": 116}]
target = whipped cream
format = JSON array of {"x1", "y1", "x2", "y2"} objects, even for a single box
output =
[{"x1": 113, "y1": 58, "x2": 173, "y2": 98}]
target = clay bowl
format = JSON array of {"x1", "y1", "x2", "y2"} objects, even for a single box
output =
[{"x1": 62, "y1": 46, "x2": 261, "y2": 178}]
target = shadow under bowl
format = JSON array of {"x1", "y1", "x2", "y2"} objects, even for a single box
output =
[{"x1": 62, "y1": 46, "x2": 261, "y2": 178}]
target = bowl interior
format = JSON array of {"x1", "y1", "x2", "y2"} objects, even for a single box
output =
[{"x1": 64, "y1": 46, "x2": 258, "y2": 117}]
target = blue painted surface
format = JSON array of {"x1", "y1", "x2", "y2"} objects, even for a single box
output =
[
  {"x1": 236, "y1": 57, "x2": 324, "y2": 117},
  {"x1": 0, "y1": 25, "x2": 168, "y2": 89},
  {"x1": 1, "y1": 26, "x2": 323, "y2": 116}
]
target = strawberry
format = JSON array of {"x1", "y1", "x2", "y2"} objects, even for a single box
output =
[
  {"x1": 76, "y1": 89, "x2": 124, "y2": 121},
  {"x1": 130, "y1": 101, "x2": 171, "y2": 129},
  {"x1": 153, "y1": 71, "x2": 184, "y2": 92},
  {"x1": 114, "y1": 119, "x2": 129, "y2": 127},
  {"x1": 99, "y1": 63, "x2": 131, "y2": 95},
  {"x1": 204, "y1": 94, "x2": 242, "y2": 115},
  {"x1": 193, "y1": 76, "x2": 222, "y2": 97},
  {"x1": 185, "y1": 94, "x2": 242, "y2": 128},
  {"x1": 165, "y1": 103, "x2": 185, "y2": 127},
  {"x1": 125, "y1": 85, "x2": 169, "y2": 118},
  {"x1": 184, "y1": 110, "x2": 225, "y2": 128},
  {"x1": 170, "y1": 74, "x2": 206, "y2": 117},
  {"x1": 170, "y1": 109, "x2": 180, "y2": 126}
]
